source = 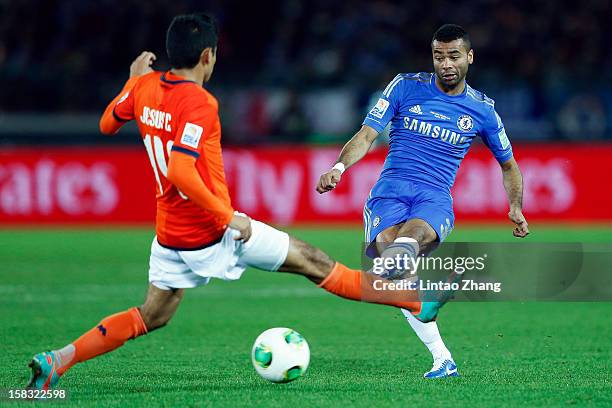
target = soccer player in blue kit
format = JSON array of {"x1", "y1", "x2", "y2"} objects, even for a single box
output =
[{"x1": 317, "y1": 24, "x2": 529, "y2": 378}]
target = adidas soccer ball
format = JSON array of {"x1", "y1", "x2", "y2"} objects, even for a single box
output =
[{"x1": 251, "y1": 327, "x2": 310, "y2": 383}]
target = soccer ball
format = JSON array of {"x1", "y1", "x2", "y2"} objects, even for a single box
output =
[{"x1": 251, "y1": 327, "x2": 310, "y2": 383}]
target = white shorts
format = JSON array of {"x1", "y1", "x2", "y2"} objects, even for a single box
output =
[{"x1": 149, "y1": 219, "x2": 290, "y2": 290}]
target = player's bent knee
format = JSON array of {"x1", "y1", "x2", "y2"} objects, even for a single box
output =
[
  {"x1": 397, "y1": 222, "x2": 437, "y2": 248},
  {"x1": 376, "y1": 226, "x2": 399, "y2": 243}
]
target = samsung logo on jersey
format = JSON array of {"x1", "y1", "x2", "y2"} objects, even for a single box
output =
[{"x1": 403, "y1": 117, "x2": 467, "y2": 145}]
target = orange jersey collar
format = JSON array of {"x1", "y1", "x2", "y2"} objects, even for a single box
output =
[{"x1": 161, "y1": 71, "x2": 197, "y2": 85}]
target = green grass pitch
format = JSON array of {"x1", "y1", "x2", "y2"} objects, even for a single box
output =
[{"x1": 0, "y1": 225, "x2": 611, "y2": 407}]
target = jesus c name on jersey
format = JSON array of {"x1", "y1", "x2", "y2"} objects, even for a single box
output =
[{"x1": 139, "y1": 106, "x2": 172, "y2": 132}]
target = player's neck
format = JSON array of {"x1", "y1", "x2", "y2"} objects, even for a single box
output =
[
  {"x1": 170, "y1": 68, "x2": 205, "y2": 86},
  {"x1": 434, "y1": 77, "x2": 465, "y2": 96}
]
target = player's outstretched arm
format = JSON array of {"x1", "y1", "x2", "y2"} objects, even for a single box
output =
[
  {"x1": 99, "y1": 52, "x2": 157, "y2": 135},
  {"x1": 500, "y1": 158, "x2": 529, "y2": 238},
  {"x1": 316, "y1": 125, "x2": 379, "y2": 193}
]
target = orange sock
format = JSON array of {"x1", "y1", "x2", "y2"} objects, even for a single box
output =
[
  {"x1": 318, "y1": 262, "x2": 422, "y2": 314},
  {"x1": 57, "y1": 307, "x2": 147, "y2": 375}
]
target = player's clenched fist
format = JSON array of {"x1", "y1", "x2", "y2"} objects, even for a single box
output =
[
  {"x1": 508, "y1": 207, "x2": 529, "y2": 238},
  {"x1": 130, "y1": 51, "x2": 157, "y2": 78},
  {"x1": 229, "y1": 214, "x2": 252, "y2": 242},
  {"x1": 316, "y1": 169, "x2": 342, "y2": 194}
]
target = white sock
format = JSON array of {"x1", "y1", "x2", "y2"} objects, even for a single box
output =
[
  {"x1": 402, "y1": 308, "x2": 452, "y2": 362},
  {"x1": 55, "y1": 344, "x2": 75, "y2": 368},
  {"x1": 378, "y1": 237, "x2": 419, "y2": 276},
  {"x1": 387, "y1": 237, "x2": 418, "y2": 256}
]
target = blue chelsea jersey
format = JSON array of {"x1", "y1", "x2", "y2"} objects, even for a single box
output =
[{"x1": 363, "y1": 72, "x2": 513, "y2": 193}]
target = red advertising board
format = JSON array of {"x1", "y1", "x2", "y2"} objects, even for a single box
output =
[
  {"x1": 0, "y1": 144, "x2": 610, "y2": 225},
  {"x1": 0, "y1": 147, "x2": 156, "y2": 224}
]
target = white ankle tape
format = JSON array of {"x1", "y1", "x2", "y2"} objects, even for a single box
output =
[
  {"x1": 394, "y1": 237, "x2": 418, "y2": 244},
  {"x1": 393, "y1": 237, "x2": 419, "y2": 252}
]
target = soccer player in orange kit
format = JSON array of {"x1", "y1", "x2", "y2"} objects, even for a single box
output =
[{"x1": 26, "y1": 13, "x2": 449, "y2": 390}]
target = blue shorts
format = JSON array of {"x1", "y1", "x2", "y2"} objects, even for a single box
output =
[{"x1": 363, "y1": 179, "x2": 454, "y2": 249}]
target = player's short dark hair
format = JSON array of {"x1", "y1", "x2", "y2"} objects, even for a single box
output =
[
  {"x1": 432, "y1": 24, "x2": 471, "y2": 50},
  {"x1": 166, "y1": 13, "x2": 218, "y2": 69}
]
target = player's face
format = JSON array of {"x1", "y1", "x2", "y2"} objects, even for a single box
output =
[{"x1": 432, "y1": 39, "x2": 473, "y2": 88}]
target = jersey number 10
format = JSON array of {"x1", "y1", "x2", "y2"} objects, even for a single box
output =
[{"x1": 143, "y1": 134, "x2": 188, "y2": 200}]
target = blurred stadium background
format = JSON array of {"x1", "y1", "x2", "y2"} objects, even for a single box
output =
[
  {"x1": 1, "y1": 1, "x2": 611, "y2": 406},
  {"x1": 0, "y1": 0, "x2": 611, "y2": 226},
  {"x1": 2, "y1": 0, "x2": 612, "y2": 143}
]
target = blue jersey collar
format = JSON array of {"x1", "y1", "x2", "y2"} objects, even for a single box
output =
[{"x1": 430, "y1": 73, "x2": 467, "y2": 99}]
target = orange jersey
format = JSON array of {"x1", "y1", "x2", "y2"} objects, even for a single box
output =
[{"x1": 100, "y1": 71, "x2": 233, "y2": 249}]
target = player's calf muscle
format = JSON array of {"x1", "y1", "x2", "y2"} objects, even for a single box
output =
[
  {"x1": 279, "y1": 236, "x2": 335, "y2": 282},
  {"x1": 139, "y1": 285, "x2": 184, "y2": 331}
]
